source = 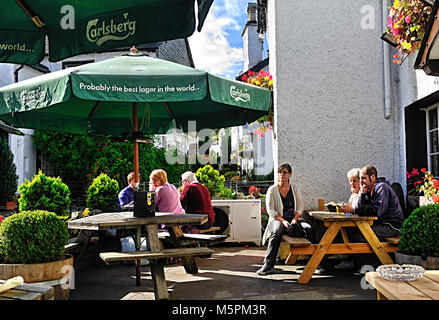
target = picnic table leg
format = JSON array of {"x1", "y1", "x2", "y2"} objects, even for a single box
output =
[
  {"x1": 149, "y1": 262, "x2": 169, "y2": 300},
  {"x1": 355, "y1": 221, "x2": 394, "y2": 265},
  {"x1": 298, "y1": 222, "x2": 341, "y2": 284},
  {"x1": 135, "y1": 226, "x2": 141, "y2": 286},
  {"x1": 169, "y1": 226, "x2": 199, "y2": 274}
]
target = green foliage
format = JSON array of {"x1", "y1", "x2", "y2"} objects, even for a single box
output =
[
  {"x1": 195, "y1": 165, "x2": 226, "y2": 197},
  {"x1": 219, "y1": 187, "x2": 235, "y2": 199},
  {"x1": 0, "y1": 138, "x2": 18, "y2": 202},
  {"x1": 86, "y1": 173, "x2": 119, "y2": 212},
  {"x1": 32, "y1": 131, "x2": 191, "y2": 194},
  {"x1": 399, "y1": 204, "x2": 439, "y2": 257},
  {"x1": 0, "y1": 210, "x2": 69, "y2": 264},
  {"x1": 18, "y1": 170, "x2": 71, "y2": 216}
]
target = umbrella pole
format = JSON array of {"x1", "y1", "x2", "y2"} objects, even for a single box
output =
[
  {"x1": 133, "y1": 102, "x2": 139, "y2": 187},
  {"x1": 132, "y1": 102, "x2": 142, "y2": 287}
]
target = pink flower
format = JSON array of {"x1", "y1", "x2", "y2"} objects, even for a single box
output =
[{"x1": 405, "y1": 15, "x2": 411, "y2": 24}]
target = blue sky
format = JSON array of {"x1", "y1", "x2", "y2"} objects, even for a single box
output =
[{"x1": 188, "y1": 0, "x2": 266, "y2": 79}]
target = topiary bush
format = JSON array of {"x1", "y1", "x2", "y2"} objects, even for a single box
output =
[
  {"x1": 86, "y1": 173, "x2": 119, "y2": 212},
  {"x1": 0, "y1": 138, "x2": 18, "y2": 202},
  {"x1": 399, "y1": 204, "x2": 439, "y2": 258},
  {"x1": 0, "y1": 210, "x2": 69, "y2": 264},
  {"x1": 18, "y1": 170, "x2": 71, "y2": 216},
  {"x1": 195, "y1": 165, "x2": 226, "y2": 197}
]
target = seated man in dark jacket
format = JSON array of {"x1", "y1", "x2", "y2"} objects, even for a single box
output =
[
  {"x1": 341, "y1": 165, "x2": 403, "y2": 268},
  {"x1": 180, "y1": 171, "x2": 215, "y2": 231},
  {"x1": 343, "y1": 165, "x2": 403, "y2": 239}
]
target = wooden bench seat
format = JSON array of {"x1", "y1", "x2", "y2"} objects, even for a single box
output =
[
  {"x1": 282, "y1": 235, "x2": 311, "y2": 247},
  {"x1": 280, "y1": 235, "x2": 400, "y2": 265},
  {"x1": 385, "y1": 236, "x2": 400, "y2": 245},
  {"x1": 64, "y1": 242, "x2": 80, "y2": 252},
  {"x1": 158, "y1": 231, "x2": 226, "y2": 242},
  {"x1": 198, "y1": 227, "x2": 220, "y2": 234},
  {"x1": 100, "y1": 247, "x2": 214, "y2": 263}
]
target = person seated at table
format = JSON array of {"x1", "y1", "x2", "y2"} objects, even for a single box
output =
[
  {"x1": 331, "y1": 168, "x2": 361, "y2": 269},
  {"x1": 149, "y1": 169, "x2": 185, "y2": 214},
  {"x1": 340, "y1": 165, "x2": 403, "y2": 268},
  {"x1": 179, "y1": 171, "x2": 215, "y2": 232},
  {"x1": 117, "y1": 172, "x2": 136, "y2": 212},
  {"x1": 256, "y1": 163, "x2": 314, "y2": 276}
]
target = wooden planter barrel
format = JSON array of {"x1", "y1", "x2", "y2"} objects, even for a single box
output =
[
  {"x1": 395, "y1": 251, "x2": 439, "y2": 270},
  {"x1": 0, "y1": 255, "x2": 74, "y2": 300}
]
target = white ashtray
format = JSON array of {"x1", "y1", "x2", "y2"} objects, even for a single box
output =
[{"x1": 376, "y1": 264, "x2": 425, "y2": 282}]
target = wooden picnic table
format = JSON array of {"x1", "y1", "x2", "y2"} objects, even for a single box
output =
[
  {"x1": 0, "y1": 280, "x2": 54, "y2": 300},
  {"x1": 366, "y1": 270, "x2": 439, "y2": 300},
  {"x1": 295, "y1": 211, "x2": 395, "y2": 284},
  {"x1": 68, "y1": 211, "x2": 212, "y2": 300}
]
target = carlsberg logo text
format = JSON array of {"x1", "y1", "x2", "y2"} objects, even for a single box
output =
[
  {"x1": 230, "y1": 86, "x2": 251, "y2": 102},
  {"x1": 20, "y1": 87, "x2": 46, "y2": 106},
  {"x1": 86, "y1": 13, "x2": 136, "y2": 46}
]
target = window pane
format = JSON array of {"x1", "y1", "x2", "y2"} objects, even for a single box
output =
[
  {"x1": 430, "y1": 109, "x2": 438, "y2": 129},
  {"x1": 431, "y1": 155, "x2": 439, "y2": 177},
  {"x1": 430, "y1": 130, "x2": 439, "y2": 153}
]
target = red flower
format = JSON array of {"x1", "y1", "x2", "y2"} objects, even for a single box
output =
[
  {"x1": 412, "y1": 168, "x2": 419, "y2": 175},
  {"x1": 421, "y1": 168, "x2": 427, "y2": 173},
  {"x1": 0, "y1": 215, "x2": 3, "y2": 223},
  {"x1": 433, "y1": 194, "x2": 439, "y2": 203},
  {"x1": 242, "y1": 74, "x2": 247, "y2": 82}
]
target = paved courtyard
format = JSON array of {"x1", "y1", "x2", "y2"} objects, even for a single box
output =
[{"x1": 69, "y1": 245, "x2": 377, "y2": 300}]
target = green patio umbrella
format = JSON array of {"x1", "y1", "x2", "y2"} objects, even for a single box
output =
[
  {"x1": 0, "y1": 50, "x2": 272, "y2": 184},
  {"x1": 0, "y1": 0, "x2": 213, "y2": 65}
]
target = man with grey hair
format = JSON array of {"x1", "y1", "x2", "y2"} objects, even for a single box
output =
[{"x1": 180, "y1": 171, "x2": 215, "y2": 230}]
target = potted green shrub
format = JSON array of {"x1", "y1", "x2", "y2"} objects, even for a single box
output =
[
  {"x1": 0, "y1": 210, "x2": 72, "y2": 299},
  {"x1": 396, "y1": 203, "x2": 439, "y2": 269},
  {"x1": 86, "y1": 173, "x2": 119, "y2": 213},
  {"x1": 18, "y1": 170, "x2": 71, "y2": 217},
  {"x1": 0, "y1": 138, "x2": 18, "y2": 210},
  {"x1": 195, "y1": 165, "x2": 226, "y2": 198}
]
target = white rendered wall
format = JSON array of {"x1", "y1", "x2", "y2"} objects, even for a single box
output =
[{"x1": 268, "y1": 0, "x2": 417, "y2": 209}]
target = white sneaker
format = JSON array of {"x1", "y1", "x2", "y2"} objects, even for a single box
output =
[
  {"x1": 327, "y1": 254, "x2": 349, "y2": 260},
  {"x1": 334, "y1": 259, "x2": 355, "y2": 270}
]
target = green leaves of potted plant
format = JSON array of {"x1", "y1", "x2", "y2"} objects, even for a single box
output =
[
  {"x1": 396, "y1": 203, "x2": 439, "y2": 269},
  {"x1": 0, "y1": 138, "x2": 18, "y2": 210},
  {"x1": 86, "y1": 173, "x2": 119, "y2": 213},
  {"x1": 0, "y1": 210, "x2": 73, "y2": 299},
  {"x1": 18, "y1": 170, "x2": 71, "y2": 217}
]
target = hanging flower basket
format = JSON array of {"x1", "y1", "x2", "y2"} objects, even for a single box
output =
[
  {"x1": 386, "y1": 0, "x2": 432, "y2": 64},
  {"x1": 240, "y1": 70, "x2": 273, "y2": 137}
]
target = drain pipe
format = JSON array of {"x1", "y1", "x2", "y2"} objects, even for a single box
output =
[{"x1": 383, "y1": 0, "x2": 392, "y2": 119}]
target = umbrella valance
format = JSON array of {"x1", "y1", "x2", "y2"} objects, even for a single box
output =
[
  {"x1": 0, "y1": 0, "x2": 214, "y2": 65},
  {"x1": 0, "y1": 54, "x2": 272, "y2": 135}
]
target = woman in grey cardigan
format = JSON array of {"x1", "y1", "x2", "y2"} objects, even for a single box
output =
[{"x1": 257, "y1": 163, "x2": 305, "y2": 275}]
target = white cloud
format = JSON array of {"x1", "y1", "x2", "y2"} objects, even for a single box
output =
[{"x1": 188, "y1": 0, "x2": 248, "y2": 79}]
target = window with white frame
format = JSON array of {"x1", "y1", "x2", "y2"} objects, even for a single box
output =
[{"x1": 424, "y1": 105, "x2": 439, "y2": 176}]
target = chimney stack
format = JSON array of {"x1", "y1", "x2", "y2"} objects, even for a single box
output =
[{"x1": 242, "y1": 2, "x2": 263, "y2": 71}]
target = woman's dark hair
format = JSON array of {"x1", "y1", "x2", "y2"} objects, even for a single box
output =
[{"x1": 278, "y1": 163, "x2": 292, "y2": 173}]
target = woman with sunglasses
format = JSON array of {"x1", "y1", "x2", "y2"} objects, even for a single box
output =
[{"x1": 257, "y1": 163, "x2": 306, "y2": 275}]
